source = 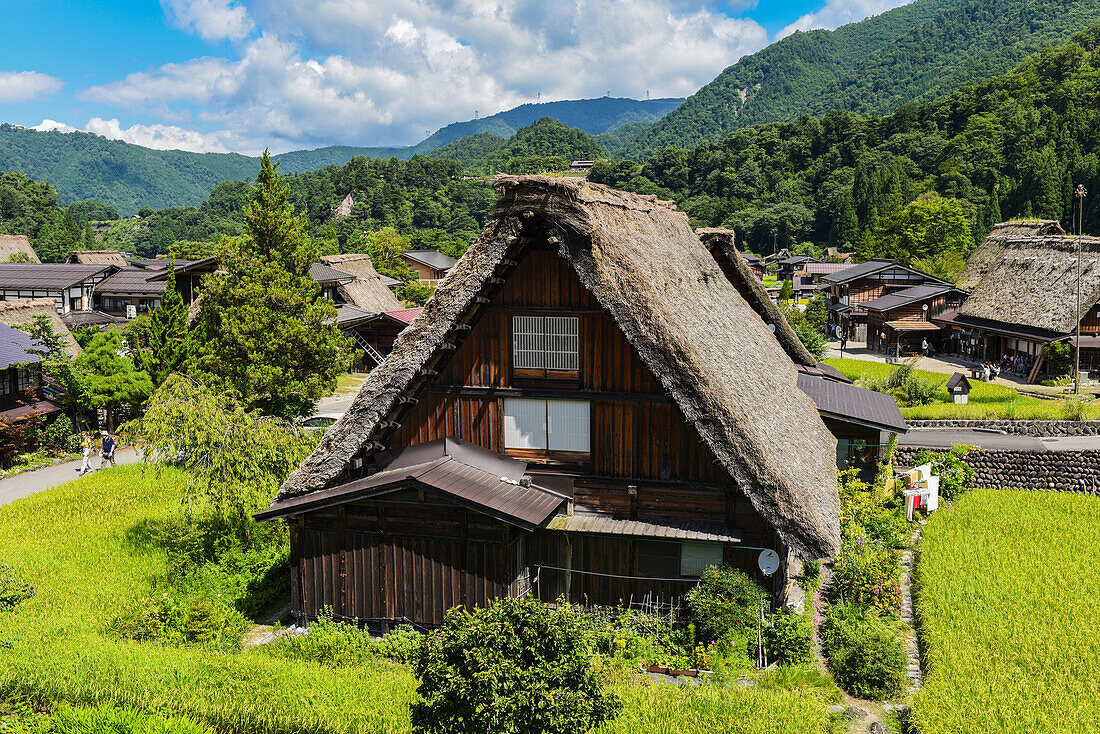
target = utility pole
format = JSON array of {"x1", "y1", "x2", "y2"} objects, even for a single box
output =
[{"x1": 1075, "y1": 183, "x2": 1088, "y2": 394}]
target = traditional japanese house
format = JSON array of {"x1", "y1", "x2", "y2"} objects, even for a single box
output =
[
  {"x1": 338, "y1": 306, "x2": 423, "y2": 370},
  {"x1": 257, "y1": 177, "x2": 841, "y2": 629},
  {"x1": 863, "y1": 284, "x2": 966, "y2": 356},
  {"x1": 0, "y1": 235, "x2": 40, "y2": 263},
  {"x1": 936, "y1": 220, "x2": 1100, "y2": 382},
  {"x1": 741, "y1": 251, "x2": 766, "y2": 279},
  {"x1": 67, "y1": 250, "x2": 129, "y2": 267},
  {"x1": 698, "y1": 228, "x2": 906, "y2": 477},
  {"x1": 309, "y1": 263, "x2": 357, "y2": 302},
  {"x1": 145, "y1": 257, "x2": 219, "y2": 306},
  {"x1": 0, "y1": 263, "x2": 116, "y2": 315},
  {"x1": 777, "y1": 255, "x2": 818, "y2": 281},
  {"x1": 399, "y1": 250, "x2": 458, "y2": 283},
  {"x1": 93, "y1": 267, "x2": 167, "y2": 319},
  {"x1": 0, "y1": 321, "x2": 61, "y2": 426},
  {"x1": 0, "y1": 299, "x2": 80, "y2": 357},
  {"x1": 318, "y1": 254, "x2": 403, "y2": 312},
  {"x1": 821, "y1": 259, "x2": 950, "y2": 341}
]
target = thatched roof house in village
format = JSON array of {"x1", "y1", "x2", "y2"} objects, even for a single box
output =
[
  {"x1": 938, "y1": 220, "x2": 1100, "y2": 380},
  {"x1": 318, "y1": 253, "x2": 402, "y2": 313},
  {"x1": 67, "y1": 250, "x2": 129, "y2": 267},
  {"x1": 0, "y1": 235, "x2": 40, "y2": 263},
  {"x1": 0, "y1": 299, "x2": 80, "y2": 357},
  {"x1": 259, "y1": 176, "x2": 841, "y2": 628}
]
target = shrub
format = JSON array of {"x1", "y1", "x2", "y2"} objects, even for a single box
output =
[
  {"x1": 911, "y1": 445, "x2": 976, "y2": 501},
  {"x1": 261, "y1": 607, "x2": 375, "y2": 667},
  {"x1": 43, "y1": 415, "x2": 78, "y2": 453},
  {"x1": 684, "y1": 566, "x2": 767, "y2": 646},
  {"x1": 107, "y1": 590, "x2": 248, "y2": 651},
  {"x1": 0, "y1": 562, "x2": 35, "y2": 611},
  {"x1": 411, "y1": 596, "x2": 621, "y2": 734},
  {"x1": 900, "y1": 372, "x2": 942, "y2": 406},
  {"x1": 820, "y1": 603, "x2": 906, "y2": 700},
  {"x1": 838, "y1": 469, "x2": 906, "y2": 546},
  {"x1": 830, "y1": 536, "x2": 902, "y2": 617},
  {"x1": 377, "y1": 624, "x2": 423, "y2": 664},
  {"x1": 763, "y1": 608, "x2": 813, "y2": 666},
  {"x1": 1062, "y1": 395, "x2": 1091, "y2": 421}
]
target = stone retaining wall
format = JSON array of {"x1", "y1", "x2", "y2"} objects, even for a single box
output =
[
  {"x1": 905, "y1": 419, "x2": 1100, "y2": 436},
  {"x1": 895, "y1": 447, "x2": 1100, "y2": 493}
]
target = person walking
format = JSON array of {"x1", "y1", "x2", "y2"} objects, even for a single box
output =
[
  {"x1": 99, "y1": 430, "x2": 117, "y2": 470},
  {"x1": 76, "y1": 433, "x2": 96, "y2": 476}
]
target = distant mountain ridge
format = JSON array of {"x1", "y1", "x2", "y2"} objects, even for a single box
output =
[
  {"x1": 622, "y1": 0, "x2": 1100, "y2": 158},
  {"x1": 272, "y1": 97, "x2": 682, "y2": 173},
  {"x1": 0, "y1": 97, "x2": 681, "y2": 212}
]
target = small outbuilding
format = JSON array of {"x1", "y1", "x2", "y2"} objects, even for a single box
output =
[{"x1": 946, "y1": 372, "x2": 971, "y2": 404}]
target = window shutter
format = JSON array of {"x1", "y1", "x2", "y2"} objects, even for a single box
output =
[
  {"x1": 512, "y1": 316, "x2": 545, "y2": 369},
  {"x1": 544, "y1": 316, "x2": 579, "y2": 371},
  {"x1": 548, "y1": 400, "x2": 589, "y2": 452},
  {"x1": 503, "y1": 398, "x2": 548, "y2": 449}
]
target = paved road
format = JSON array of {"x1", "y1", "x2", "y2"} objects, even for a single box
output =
[
  {"x1": 0, "y1": 447, "x2": 139, "y2": 507},
  {"x1": 900, "y1": 429, "x2": 1100, "y2": 451}
]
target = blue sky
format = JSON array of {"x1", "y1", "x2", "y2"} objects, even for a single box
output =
[{"x1": 0, "y1": 0, "x2": 908, "y2": 154}]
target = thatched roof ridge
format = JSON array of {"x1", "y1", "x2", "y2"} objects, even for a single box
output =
[
  {"x1": 0, "y1": 299, "x2": 80, "y2": 356},
  {"x1": 0, "y1": 235, "x2": 40, "y2": 263},
  {"x1": 696, "y1": 227, "x2": 817, "y2": 368},
  {"x1": 319, "y1": 253, "x2": 402, "y2": 312},
  {"x1": 275, "y1": 176, "x2": 840, "y2": 559},
  {"x1": 959, "y1": 222, "x2": 1100, "y2": 332},
  {"x1": 68, "y1": 250, "x2": 129, "y2": 266}
]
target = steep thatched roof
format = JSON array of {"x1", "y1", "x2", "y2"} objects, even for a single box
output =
[
  {"x1": 958, "y1": 221, "x2": 1100, "y2": 333},
  {"x1": 696, "y1": 228, "x2": 817, "y2": 368},
  {"x1": 0, "y1": 299, "x2": 80, "y2": 357},
  {"x1": 67, "y1": 250, "x2": 129, "y2": 266},
  {"x1": 0, "y1": 235, "x2": 39, "y2": 263},
  {"x1": 274, "y1": 176, "x2": 840, "y2": 560},
  {"x1": 319, "y1": 254, "x2": 403, "y2": 312}
]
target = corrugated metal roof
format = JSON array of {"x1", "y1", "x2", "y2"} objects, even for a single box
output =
[
  {"x1": 401, "y1": 250, "x2": 458, "y2": 271},
  {"x1": 797, "y1": 373, "x2": 907, "y2": 433},
  {"x1": 862, "y1": 284, "x2": 956, "y2": 312},
  {"x1": 546, "y1": 514, "x2": 742, "y2": 543},
  {"x1": 334, "y1": 303, "x2": 377, "y2": 326},
  {"x1": 94, "y1": 267, "x2": 167, "y2": 295},
  {"x1": 0, "y1": 322, "x2": 42, "y2": 369},
  {"x1": 256, "y1": 437, "x2": 565, "y2": 528},
  {"x1": 803, "y1": 262, "x2": 851, "y2": 276},
  {"x1": 384, "y1": 307, "x2": 423, "y2": 324},
  {"x1": 0, "y1": 263, "x2": 113, "y2": 290},
  {"x1": 886, "y1": 320, "x2": 939, "y2": 331}
]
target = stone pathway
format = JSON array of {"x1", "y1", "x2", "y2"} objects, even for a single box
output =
[{"x1": 900, "y1": 528, "x2": 924, "y2": 694}]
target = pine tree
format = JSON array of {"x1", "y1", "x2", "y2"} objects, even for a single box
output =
[
  {"x1": 188, "y1": 151, "x2": 353, "y2": 418},
  {"x1": 129, "y1": 264, "x2": 189, "y2": 386}
]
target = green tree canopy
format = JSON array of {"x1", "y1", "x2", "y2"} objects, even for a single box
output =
[
  {"x1": 188, "y1": 151, "x2": 353, "y2": 418},
  {"x1": 76, "y1": 329, "x2": 154, "y2": 430},
  {"x1": 126, "y1": 264, "x2": 189, "y2": 386},
  {"x1": 880, "y1": 194, "x2": 972, "y2": 268}
]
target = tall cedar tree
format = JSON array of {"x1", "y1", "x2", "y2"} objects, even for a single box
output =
[
  {"x1": 188, "y1": 151, "x2": 353, "y2": 418},
  {"x1": 126, "y1": 263, "x2": 189, "y2": 385}
]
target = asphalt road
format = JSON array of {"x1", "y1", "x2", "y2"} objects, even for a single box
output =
[
  {"x1": 0, "y1": 447, "x2": 139, "y2": 507},
  {"x1": 899, "y1": 429, "x2": 1100, "y2": 451}
]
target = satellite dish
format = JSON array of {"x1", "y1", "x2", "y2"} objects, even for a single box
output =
[{"x1": 758, "y1": 549, "x2": 780, "y2": 576}]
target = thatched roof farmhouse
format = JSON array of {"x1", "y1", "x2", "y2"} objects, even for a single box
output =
[{"x1": 0, "y1": 235, "x2": 40, "y2": 263}]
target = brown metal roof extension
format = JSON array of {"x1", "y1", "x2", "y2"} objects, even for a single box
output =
[
  {"x1": 546, "y1": 515, "x2": 742, "y2": 543},
  {"x1": 255, "y1": 437, "x2": 567, "y2": 529}
]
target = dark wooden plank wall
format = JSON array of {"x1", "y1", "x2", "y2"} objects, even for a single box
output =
[{"x1": 293, "y1": 492, "x2": 517, "y2": 627}]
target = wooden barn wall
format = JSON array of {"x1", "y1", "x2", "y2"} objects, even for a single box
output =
[{"x1": 292, "y1": 492, "x2": 518, "y2": 627}]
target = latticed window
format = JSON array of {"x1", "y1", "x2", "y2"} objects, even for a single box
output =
[
  {"x1": 14, "y1": 367, "x2": 35, "y2": 395},
  {"x1": 512, "y1": 315, "x2": 578, "y2": 373}
]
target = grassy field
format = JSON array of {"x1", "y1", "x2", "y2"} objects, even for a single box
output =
[
  {"x1": 912, "y1": 489, "x2": 1100, "y2": 733},
  {"x1": 824, "y1": 358, "x2": 1100, "y2": 420},
  {"x1": 0, "y1": 466, "x2": 832, "y2": 734}
]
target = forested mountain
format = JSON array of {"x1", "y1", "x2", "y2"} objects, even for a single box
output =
[
  {"x1": 0, "y1": 124, "x2": 258, "y2": 214},
  {"x1": 429, "y1": 117, "x2": 604, "y2": 173},
  {"x1": 0, "y1": 97, "x2": 678, "y2": 212},
  {"x1": 622, "y1": 0, "x2": 1100, "y2": 158},
  {"x1": 593, "y1": 23, "x2": 1100, "y2": 276}
]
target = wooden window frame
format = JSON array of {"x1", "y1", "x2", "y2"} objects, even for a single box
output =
[
  {"x1": 501, "y1": 397, "x2": 591, "y2": 463},
  {"x1": 511, "y1": 314, "x2": 579, "y2": 382}
]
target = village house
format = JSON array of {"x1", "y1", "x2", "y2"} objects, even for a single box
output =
[
  {"x1": 93, "y1": 267, "x2": 167, "y2": 319},
  {"x1": 0, "y1": 321, "x2": 62, "y2": 426},
  {"x1": 399, "y1": 249, "x2": 458, "y2": 283},
  {"x1": 863, "y1": 284, "x2": 966, "y2": 357},
  {"x1": 318, "y1": 253, "x2": 403, "y2": 312},
  {"x1": 67, "y1": 250, "x2": 129, "y2": 267},
  {"x1": 741, "y1": 251, "x2": 767, "y2": 279},
  {"x1": 698, "y1": 228, "x2": 906, "y2": 476},
  {"x1": 144, "y1": 257, "x2": 216, "y2": 306},
  {"x1": 0, "y1": 235, "x2": 40, "y2": 263},
  {"x1": 0, "y1": 263, "x2": 116, "y2": 316},
  {"x1": 0, "y1": 298, "x2": 80, "y2": 357},
  {"x1": 257, "y1": 176, "x2": 841, "y2": 629},
  {"x1": 936, "y1": 220, "x2": 1100, "y2": 382},
  {"x1": 822, "y1": 259, "x2": 950, "y2": 341},
  {"x1": 776, "y1": 254, "x2": 818, "y2": 281}
]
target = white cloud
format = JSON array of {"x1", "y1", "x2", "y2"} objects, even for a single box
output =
[
  {"x1": 777, "y1": 0, "x2": 910, "y2": 40},
  {"x1": 79, "y1": 1, "x2": 770, "y2": 152},
  {"x1": 161, "y1": 0, "x2": 252, "y2": 42},
  {"x1": 0, "y1": 71, "x2": 64, "y2": 103},
  {"x1": 31, "y1": 119, "x2": 82, "y2": 133},
  {"x1": 84, "y1": 117, "x2": 237, "y2": 153}
]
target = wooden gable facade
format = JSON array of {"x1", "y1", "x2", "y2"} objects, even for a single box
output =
[{"x1": 261, "y1": 176, "x2": 840, "y2": 631}]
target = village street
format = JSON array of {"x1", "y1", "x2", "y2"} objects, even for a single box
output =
[
  {"x1": 900, "y1": 429, "x2": 1100, "y2": 451},
  {"x1": 0, "y1": 447, "x2": 138, "y2": 507}
]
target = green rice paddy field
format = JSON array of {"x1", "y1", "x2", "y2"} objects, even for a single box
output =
[
  {"x1": 913, "y1": 489, "x2": 1100, "y2": 733},
  {"x1": 0, "y1": 466, "x2": 830, "y2": 734}
]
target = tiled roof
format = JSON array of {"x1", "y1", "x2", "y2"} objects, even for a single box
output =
[
  {"x1": 0, "y1": 322, "x2": 42, "y2": 369},
  {"x1": 401, "y1": 250, "x2": 458, "y2": 271},
  {"x1": 0, "y1": 263, "x2": 113, "y2": 290},
  {"x1": 94, "y1": 267, "x2": 166, "y2": 295}
]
